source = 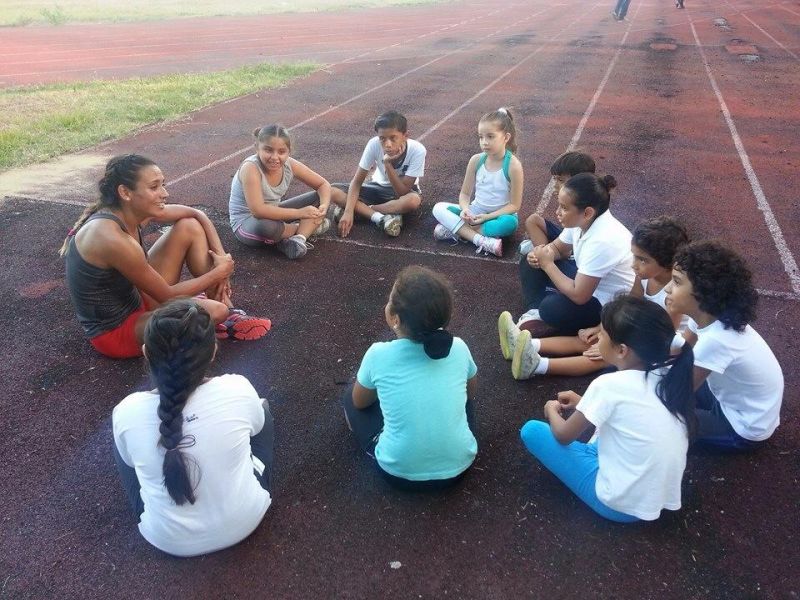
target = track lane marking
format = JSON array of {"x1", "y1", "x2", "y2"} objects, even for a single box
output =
[
  {"x1": 689, "y1": 17, "x2": 800, "y2": 295},
  {"x1": 535, "y1": 1, "x2": 643, "y2": 214}
]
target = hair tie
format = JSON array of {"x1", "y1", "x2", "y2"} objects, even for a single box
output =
[{"x1": 420, "y1": 329, "x2": 454, "y2": 360}]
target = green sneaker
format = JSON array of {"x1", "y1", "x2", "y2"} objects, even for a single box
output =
[
  {"x1": 512, "y1": 330, "x2": 542, "y2": 380},
  {"x1": 498, "y1": 311, "x2": 520, "y2": 361}
]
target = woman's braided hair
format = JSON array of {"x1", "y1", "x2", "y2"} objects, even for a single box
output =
[
  {"x1": 144, "y1": 299, "x2": 216, "y2": 505},
  {"x1": 59, "y1": 154, "x2": 155, "y2": 256}
]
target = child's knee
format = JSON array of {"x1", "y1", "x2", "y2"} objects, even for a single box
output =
[
  {"x1": 526, "y1": 213, "x2": 545, "y2": 231},
  {"x1": 432, "y1": 202, "x2": 450, "y2": 220},
  {"x1": 520, "y1": 419, "x2": 550, "y2": 454},
  {"x1": 404, "y1": 193, "x2": 422, "y2": 211}
]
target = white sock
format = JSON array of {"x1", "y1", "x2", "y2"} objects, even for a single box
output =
[
  {"x1": 370, "y1": 212, "x2": 385, "y2": 224},
  {"x1": 535, "y1": 357, "x2": 549, "y2": 375},
  {"x1": 472, "y1": 234, "x2": 486, "y2": 247},
  {"x1": 530, "y1": 338, "x2": 541, "y2": 352},
  {"x1": 295, "y1": 234, "x2": 307, "y2": 242}
]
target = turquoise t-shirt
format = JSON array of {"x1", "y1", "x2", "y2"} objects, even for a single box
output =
[{"x1": 356, "y1": 337, "x2": 478, "y2": 480}]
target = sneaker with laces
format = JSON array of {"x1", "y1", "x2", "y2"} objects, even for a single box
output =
[
  {"x1": 512, "y1": 330, "x2": 541, "y2": 380},
  {"x1": 498, "y1": 311, "x2": 520, "y2": 361},
  {"x1": 518, "y1": 239, "x2": 533, "y2": 256},
  {"x1": 215, "y1": 309, "x2": 272, "y2": 341},
  {"x1": 516, "y1": 308, "x2": 540, "y2": 327},
  {"x1": 311, "y1": 217, "x2": 331, "y2": 238},
  {"x1": 475, "y1": 236, "x2": 502, "y2": 257},
  {"x1": 276, "y1": 234, "x2": 308, "y2": 259},
  {"x1": 331, "y1": 205, "x2": 344, "y2": 223},
  {"x1": 433, "y1": 224, "x2": 459, "y2": 242},
  {"x1": 380, "y1": 214, "x2": 403, "y2": 237}
]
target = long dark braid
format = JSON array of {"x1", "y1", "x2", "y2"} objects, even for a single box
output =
[
  {"x1": 144, "y1": 299, "x2": 216, "y2": 505},
  {"x1": 59, "y1": 154, "x2": 156, "y2": 256}
]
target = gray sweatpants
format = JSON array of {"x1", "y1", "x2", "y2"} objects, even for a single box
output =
[{"x1": 233, "y1": 191, "x2": 320, "y2": 246}]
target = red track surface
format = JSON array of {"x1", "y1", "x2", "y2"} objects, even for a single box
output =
[{"x1": 1, "y1": 0, "x2": 799, "y2": 597}]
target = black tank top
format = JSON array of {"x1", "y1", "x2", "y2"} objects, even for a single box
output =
[{"x1": 65, "y1": 213, "x2": 145, "y2": 338}]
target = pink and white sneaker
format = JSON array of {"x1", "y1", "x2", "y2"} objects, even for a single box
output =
[{"x1": 475, "y1": 236, "x2": 503, "y2": 257}]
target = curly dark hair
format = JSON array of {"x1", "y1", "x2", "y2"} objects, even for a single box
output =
[
  {"x1": 673, "y1": 240, "x2": 757, "y2": 332},
  {"x1": 632, "y1": 216, "x2": 690, "y2": 268}
]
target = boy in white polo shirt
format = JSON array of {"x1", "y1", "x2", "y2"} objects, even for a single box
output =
[
  {"x1": 667, "y1": 240, "x2": 784, "y2": 450},
  {"x1": 332, "y1": 111, "x2": 426, "y2": 238}
]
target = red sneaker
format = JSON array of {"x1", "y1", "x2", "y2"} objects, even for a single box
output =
[{"x1": 216, "y1": 309, "x2": 271, "y2": 341}]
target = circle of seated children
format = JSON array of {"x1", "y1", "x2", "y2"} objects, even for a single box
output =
[{"x1": 62, "y1": 115, "x2": 784, "y2": 556}]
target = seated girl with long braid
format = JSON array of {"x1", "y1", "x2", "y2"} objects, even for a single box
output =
[
  {"x1": 61, "y1": 154, "x2": 270, "y2": 359},
  {"x1": 112, "y1": 300, "x2": 274, "y2": 556}
]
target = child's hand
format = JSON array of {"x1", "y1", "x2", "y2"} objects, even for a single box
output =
[
  {"x1": 299, "y1": 205, "x2": 324, "y2": 220},
  {"x1": 582, "y1": 343, "x2": 603, "y2": 361},
  {"x1": 544, "y1": 399, "x2": 563, "y2": 421},
  {"x1": 526, "y1": 248, "x2": 541, "y2": 269},
  {"x1": 557, "y1": 390, "x2": 582, "y2": 409},
  {"x1": 533, "y1": 244, "x2": 555, "y2": 266},
  {"x1": 338, "y1": 209, "x2": 354, "y2": 238},
  {"x1": 460, "y1": 209, "x2": 473, "y2": 222},
  {"x1": 469, "y1": 213, "x2": 487, "y2": 225},
  {"x1": 578, "y1": 326, "x2": 600, "y2": 345}
]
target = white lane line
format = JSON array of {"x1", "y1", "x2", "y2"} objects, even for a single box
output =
[
  {"x1": 168, "y1": 5, "x2": 555, "y2": 188},
  {"x1": 690, "y1": 18, "x2": 800, "y2": 295},
  {"x1": 777, "y1": 5, "x2": 800, "y2": 18},
  {"x1": 416, "y1": 2, "x2": 594, "y2": 142},
  {"x1": 535, "y1": 1, "x2": 642, "y2": 214},
  {"x1": 740, "y1": 13, "x2": 799, "y2": 59}
]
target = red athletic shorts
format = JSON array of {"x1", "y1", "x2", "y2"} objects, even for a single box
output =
[{"x1": 89, "y1": 303, "x2": 147, "y2": 359}]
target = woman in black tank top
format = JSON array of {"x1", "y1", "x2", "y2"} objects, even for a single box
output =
[{"x1": 61, "y1": 154, "x2": 271, "y2": 358}]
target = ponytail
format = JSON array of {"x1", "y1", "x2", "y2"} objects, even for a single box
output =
[
  {"x1": 144, "y1": 300, "x2": 216, "y2": 505},
  {"x1": 389, "y1": 266, "x2": 455, "y2": 360},
  {"x1": 655, "y1": 343, "x2": 696, "y2": 438},
  {"x1": 59, "y1": 154, "x2": 156, "y2": 257}
]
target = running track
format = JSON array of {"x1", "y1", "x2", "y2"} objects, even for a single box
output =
[{"x1": 1, "y1": 0, "x2": 799, "y2": 597}]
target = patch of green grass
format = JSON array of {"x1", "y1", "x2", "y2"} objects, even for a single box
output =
[
  {"x1": 0, "y1": 62, "x2": 318, "y2": 170},
  {"x1": 0, "y1": 0, "x2": 446, "y2": 26}
]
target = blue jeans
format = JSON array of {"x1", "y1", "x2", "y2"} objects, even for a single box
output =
[
  {"x1": 694, "y1": 382, "x2": 765, "y2": 451},
  {"x1": 614, "y1": 0, "x2": 631, "y2": 18},
  {"x1": 518, "y1": 218, "x2": 601, "y2": 334},
  {"x1": 520, "y1": 420, "x2": 639, "y2": 523}
]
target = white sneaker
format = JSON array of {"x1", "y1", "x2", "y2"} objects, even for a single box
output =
[
  {"x1": 516, "y1": 308, "x2": 540, "y2": 327},
  {"x1": 433, "y1": 224, "x2": 459, "y2": 242},
  {"x1": 475, "y1": 236, "x2": 502, "y2": 257},
  {"x1": 276, "y1": 234, "x2": 308, "y2": 259},
  {"x1": 519, "y1": 239, "x2": 533, "y2": 256},
  {"x1": 380, "y1": 214, "x2": 403, "y2": 237},
  {"x1": 512, "y1": 330, "x2": 542, "y2": 380},
  {"x1": 498, "y1": 311, "x2": 520, "y2": 360},
  {"x1": 331, "y1": 205, "x2": 344, "y2": 223}
]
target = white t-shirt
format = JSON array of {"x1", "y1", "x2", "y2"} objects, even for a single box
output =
[
  {"x1": 558, "y1": 210, "x2": 635, "y2": 305},
  {"x1": 577, "y1": 369, "x2": 689, "y2": 521},
  {"x1": 689, "y1": 319, "x2": 783, "y2": 440},
  {"x1": 642, "y1": 278, "x2": 689, "y2": 331},
  {"x1": 358, "y1": 136, "x2": 426, "y2": 188},
  {"x1": 112, "y1": 374, "x2": 271, "y2": 557}
]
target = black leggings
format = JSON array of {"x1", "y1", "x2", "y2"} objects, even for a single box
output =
[
  {"x1": 518, "y1": 254, "x2": 602, "y2": 335},
  {"x1": 341, "y1": 386, "x2": 476, "y2": 491},
  {"x1": 113, "y1": 404, "x2": 275, "y2": 518}
]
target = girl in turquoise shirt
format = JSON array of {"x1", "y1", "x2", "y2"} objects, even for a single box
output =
[{"x1": 343, "y1": 266, "x2": 478, "y2": 490}]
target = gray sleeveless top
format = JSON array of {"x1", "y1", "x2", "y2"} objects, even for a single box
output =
[
  {"x1": 229, "y1": 155, "x2": 294, "y2": 230},
  {"x1": 65, "y1": 213, "x2": 144, "y2": 338}
]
